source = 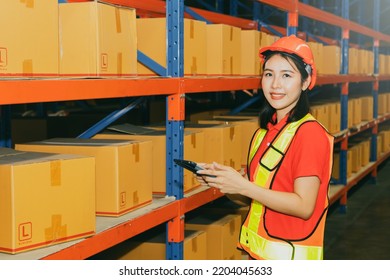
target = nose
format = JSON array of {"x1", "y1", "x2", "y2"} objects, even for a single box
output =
[{"x1": 271, "y1": 75, "x2": 281, "y2": 89}]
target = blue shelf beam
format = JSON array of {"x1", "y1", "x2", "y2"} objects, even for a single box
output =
[
  {"x1": 77, "y1": 97, "x2": 146, "y2": 139},
  {"x1": 137, "y1": 50, "x2": 167, "y2": 77},
  {"x1": 184, "y1": 6, "x2": 211, "y2": 23},
  {"x1": 228, "y1": 94, "x2": 260, "y2": 115}
]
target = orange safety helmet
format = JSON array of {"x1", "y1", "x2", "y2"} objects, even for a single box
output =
[{"x1": 259, "y1": 35, "x2": 317, "y2": 90}]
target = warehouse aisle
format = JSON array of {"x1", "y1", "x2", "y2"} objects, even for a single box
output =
[{"x1": 324, "y1": 159, "x2": 390, "y2": 260}]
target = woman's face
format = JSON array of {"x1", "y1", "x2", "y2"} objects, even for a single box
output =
[{"x1": 261, "y1": 53, "x2": 310, "y2": 121}]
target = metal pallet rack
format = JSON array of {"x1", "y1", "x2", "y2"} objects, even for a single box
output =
[{"x1": 1, "y1": 0, "x2": 390, "y2": 260}]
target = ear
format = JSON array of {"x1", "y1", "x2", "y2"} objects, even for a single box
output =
[{"x1": 302, "y1": 76, "x2": 311, "y2": 91}]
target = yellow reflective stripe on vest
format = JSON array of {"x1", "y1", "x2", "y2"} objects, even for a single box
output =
[
  {"x1": 248, "y1": 129, "x2": 266, "y2": 164},
  {"x1": 240, "y1": 227, "x2": 323, "y2": 260},
  {"x1": 241, "y1": 114, "x2": 322, "y2": 260}
]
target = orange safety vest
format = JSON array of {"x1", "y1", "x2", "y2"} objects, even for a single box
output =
[{"x1": 239, "y1": 113, "x2": 333, "y2": 260}]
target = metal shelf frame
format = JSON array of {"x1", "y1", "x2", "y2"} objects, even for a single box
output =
[{"x1": 1, "y1": 0, "x2": 390, "y2": 260}]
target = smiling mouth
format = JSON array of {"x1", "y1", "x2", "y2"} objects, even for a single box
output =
[{"x1": 270, "y1": 93, "x2": 285, "y2": 100}]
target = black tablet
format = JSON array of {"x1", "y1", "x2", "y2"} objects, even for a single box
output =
[{"x1": 173, "y1": 159, "x2": 216, "y2": 177}]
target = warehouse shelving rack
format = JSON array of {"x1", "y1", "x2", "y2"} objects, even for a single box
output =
[{"x1": 1, "y1": 0, "x2": 390, "y2": 260}]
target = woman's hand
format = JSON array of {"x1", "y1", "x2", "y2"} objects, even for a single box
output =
[{"x1": 196, "y1": 162, "x2": 248, "y2": 194}]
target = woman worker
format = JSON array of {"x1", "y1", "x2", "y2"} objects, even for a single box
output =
[{"x1": 196, "y1": 35, "x2": 334, "y2": 260}]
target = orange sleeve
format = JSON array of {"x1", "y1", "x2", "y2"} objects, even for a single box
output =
[{"x1": 290, "y1": 122, "x2": 331, "y2": 182}]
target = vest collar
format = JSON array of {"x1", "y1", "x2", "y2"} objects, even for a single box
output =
[{"x1": 266, "y1": 113, "x2": 289, "y2": 131}]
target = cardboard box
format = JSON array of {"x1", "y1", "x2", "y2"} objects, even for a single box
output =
[
  {"x1": 332, "y1": 149, "x2": 352, "y2": 180},
  {"x1": 59, "y1": 1, "x2": 137, "y2": 76},
  {"x1": 198, "y1": 117, "x2": 259, "y2": 166},
  {"x1": 311, "y1": 104, "x2": 329, "y2": 130},
  {"x1": 206, "y1": 24, "x2": 241, "y2": 75},
  {"x1": 240, "y1": 30, "x2": 261, "y2": 76},
  {"x1": 307, "y1": 41, "x2": 323, "y2": 75},
  {"x1": 322, "y1": 45, "x2": 340, "y2": 75},
  {"x1": 378, "y1": 94, "x2": 388, "y2": 116},
  {"x1": 352, "y1": 98, "x2": 362, "y2": 126},
  {"x1": 360, "y1": 139, "x2": 371, "y2": 167},
  {"x1": 94, "y1": 124, "x2": 205, "y2": 194},
  {"x1": 189, "y1": 109, "x2": 230, "y2": 123},
  {"x1": 0, "y1": 148, "x2": 95, "y2": 254},
  {"x1": 347, "y1": 99, "x2": 353, "y2": 128},
  {"x1": 327, "y1": 102, "x2": 341, "y2": 134},
  {"x1": 260, "y1": 32, "x2": 279, "y2": 49},
  {"x1": 137, "y1": 18, "x2": 207, "y2": 75},
  {"x1": 0, "y1": 0, "x2": 59, "y2": 77},
  {"x1": 360, "y1": 96, "x2": 374, "y2": 121},
  {"x1": 349, "y1": 48, "x2": 358, "y2": 74},
  {"x1": 185, "y1": 213, "x2": 242, "y2": 260},
  {"x1": 379, "y1": 130, "x2": 390, "y2": 154},
  {"x1": 377, "y1": 133, "x2": 383, "y2": 157},
  {"x1": 101, "y1": 229, "x2": 207, "y2": 260},
  {"x1": 185, "y1": 123, "x2": 242, "y2": 171},
  {"x1": 200, "y1": 197, "x2": 250, "y2": 224},
  {"x1": 15, "y1": 138, "x2": 152, "y2": 217},
  {"x1": 349, "y1": 144, "x2": 361, "y2": 173}
]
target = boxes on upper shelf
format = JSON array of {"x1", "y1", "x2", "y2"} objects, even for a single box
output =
[
  {"x1": 240, "y1": 30, "x2": 262, "y2": 76},
  {"x1": 348, "y1": 48, "x2": 374, "y2": 75},
  {"x1": 59, "y1": 1, "x2": 137, "y2": 77},
  {"x1": 322, "y1": 45, "x2": 341, "y2": 75},
  {"x1": 307, "y1": 41, "x2": 323, "y2": 75},
  {"x1": 0, "y1": 148, "x2": 95, "y2": 254},
  {"x1": 15, "y1": 138, "x2": 152, "y2": 217},
  {"x1": 206, "y1": 24, "x2": 241, "y2": 75},
  {"x1": 137, "y1": 17, "x2": 207, "y2": 76},
  {"x1": 0, "y1": 0, "x2": 59, "y2": 77}
]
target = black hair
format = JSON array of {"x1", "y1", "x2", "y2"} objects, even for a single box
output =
[{"x1": 258, "y1": 52, "x2": 311, "y2": 129}]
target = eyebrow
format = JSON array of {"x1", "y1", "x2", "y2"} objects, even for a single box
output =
[{"x1": 263, "y1": 68, "x2": 295, "y2": 74}]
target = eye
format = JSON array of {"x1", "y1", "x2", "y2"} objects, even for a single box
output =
[
  {"x1": 263, "y1": 72, "x2": 272, "y2": 77},
  {"x1": 283, "y1": 73, "x2": 292, "y2": 78}
]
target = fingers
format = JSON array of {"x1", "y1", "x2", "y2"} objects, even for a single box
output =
[{"x1": 212, "y1": 162, "x2": 233, "y2": 172}]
